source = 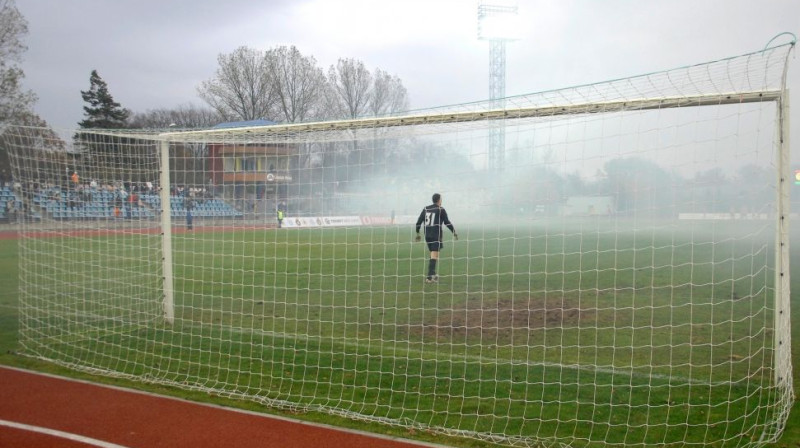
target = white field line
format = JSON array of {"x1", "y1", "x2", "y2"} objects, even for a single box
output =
[
  {"x1": 23, "y1": 311, "x2": 717, "y2": 386},
  {"x1": 185, "y1": 321, "x2": 714, "y2": 386},
  {"x1": 0, "y1": 366, "x2": 452, "y2": 448},
  {"x1": 0, "y1": 419, "x2": 131, "y2": 448}
]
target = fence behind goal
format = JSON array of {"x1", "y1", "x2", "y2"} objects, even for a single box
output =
[{"x1": 4, "y1": 43, "x2": 794, "y2": 447}]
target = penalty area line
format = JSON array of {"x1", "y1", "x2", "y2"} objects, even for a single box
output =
[{"x1": 0, "y1": 419, "x2": 131, "y2": 448}]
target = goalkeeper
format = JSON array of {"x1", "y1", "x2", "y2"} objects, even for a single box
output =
[{"x1": 415, "y1": 193, "x2": 457, "y2": 283}]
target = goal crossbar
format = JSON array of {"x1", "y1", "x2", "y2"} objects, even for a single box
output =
[{"x1": 152, "y1": 90, "x2": 781, "y2": 142}]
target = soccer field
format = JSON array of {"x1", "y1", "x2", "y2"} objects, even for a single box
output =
[
  {"x1": 12, "y1": 218, "x2": 792, "y2": 447},
  {"x1": 3, "y1": 37, "x2": 796, "y2": 447}
]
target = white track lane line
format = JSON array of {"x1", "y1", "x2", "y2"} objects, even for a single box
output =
[{"x1": 0, "y1": 419, "x2": 131, "y2": 448}]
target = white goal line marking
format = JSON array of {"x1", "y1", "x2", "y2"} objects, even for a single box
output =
[
  {"x1": 24, "y1": 312, "x2": 719, "y2": 386},
  {"x1": 182, "y1": 321, "x2": 714, "y2": 386},
  {"x1": 0, "y1": 419, "x2": 131, "y2": 448}
]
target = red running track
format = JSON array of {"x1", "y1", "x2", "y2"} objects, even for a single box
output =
[{"x1": 0, "y1": 366, "x2": 446, "y2": 448}]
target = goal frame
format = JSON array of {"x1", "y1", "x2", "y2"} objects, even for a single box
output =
[
  {"x1": 7, "y1": 41, "x2": 795, "y2": 448},
  {"x1": 155, "y1": 84, "x2": 794, "y2": 411}
]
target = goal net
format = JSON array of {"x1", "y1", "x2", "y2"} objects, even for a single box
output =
[{"x1": 4, "y1": 43, "x2": 794, "y2": 447}]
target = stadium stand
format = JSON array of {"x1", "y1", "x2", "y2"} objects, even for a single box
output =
[
  {"x1": 31, "y1": 186, "x2": 242, "y2": 221},
  {"x1": 2, "y1": 186, "x2": 40, "y2": 222},
  {"x1": 139, "y1": 194, "x2": 243, "y2": 219},
  {"x1": 33, "y1": 187, "x2": 153, "y2": 220}
]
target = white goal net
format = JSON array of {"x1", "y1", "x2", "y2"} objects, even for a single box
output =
[{"x1": 4, "y1": 43, "x2": 794, "y2": 447}]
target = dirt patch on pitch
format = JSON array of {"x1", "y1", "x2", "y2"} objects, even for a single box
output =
[{"x1": 414, "y1": 295, "x2": 596, "y2": 342}]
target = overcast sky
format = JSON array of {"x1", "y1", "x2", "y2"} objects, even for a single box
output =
[{"x1": 16, "y1": 0, "x2": 800, "y2": 150}]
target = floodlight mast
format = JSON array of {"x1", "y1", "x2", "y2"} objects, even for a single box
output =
[{"x1": 477, "y1": 1, "x2": 519, "y2": 173}]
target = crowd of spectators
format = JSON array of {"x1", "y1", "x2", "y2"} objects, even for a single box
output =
[
  {"x1": 1, "y1": 169, "x2": 23, "y2": 223},
  {"x1": 1, "y1": 168, "x2": 247, "y2": 223},
  {"x1": 0, "y1": 169, "x2": 11, "y2": 188},
  {"x1": 38, "y1": 171, "x2": 225, "y2": 220}
]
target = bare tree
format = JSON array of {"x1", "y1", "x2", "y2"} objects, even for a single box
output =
[
  {"x1": 0, "y1": 0, "x2": 36, "y2": 124},
  {"x1": 369, "y1": 68, "x2": 408, "y2": 117},
  {"x1": 326, "y1": 58, "x2": 376, "y2": 186},
  {"x1": 0, "y1": 0, "x2": 38, "y2": 175},
  {"x1": 364, "y1": 69, "x2": 409, "y2": 171},
  {"x1": 327, "y1": 58, "x2": 373, "y2": 119},
  {"x1": 8, "y1": 111, "x2": 64, "y2": 149},
  {"x1": 129, "y1": 104, "x2": 224, "y2": 129},
  {"x1": 197, "y1": 46, "x2": 277, "y2": 121},
  {"x1": 268, "y1": 46, "x2": 327, "y2": 123}
]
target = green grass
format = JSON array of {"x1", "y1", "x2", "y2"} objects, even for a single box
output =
[{"x1": 0, "y1": 219, "x2": 798, "y2": 447}]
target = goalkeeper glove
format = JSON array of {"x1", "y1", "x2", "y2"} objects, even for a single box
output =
[
  {"x1": 415, "y1": 233, "x2": 421, "y2": 242},
  {"x1": 454, "y1": 233, "x2": 459, "y2": 240}
]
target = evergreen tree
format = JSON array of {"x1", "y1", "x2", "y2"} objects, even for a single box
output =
[
  {"x1": 74, "y1": 71, "x2": 139, "y2": 183},
  {"x1": 79, "y1": 70, "x2": 129, "y2": 128}
]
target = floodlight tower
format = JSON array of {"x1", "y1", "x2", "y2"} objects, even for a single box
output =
[{"x1": 477, "y1": 1, "x2": 519, "y2": 172}]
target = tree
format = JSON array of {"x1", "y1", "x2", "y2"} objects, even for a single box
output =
[
  {"x1": 4, "y1": 111, "x2": 67, "y2": 184},
  {"x1": 79, "y1": 70, "x2": 130, "y2": 129},
  {"x1": 128, "y1": 104, "x2": 224, "y2": 187},
  {"x1": 268, "y1": 45, "x2": 327, "y2": 123},
  {"x1": 197, "y1": 46, "x2": 277, "y2": 121},
  {"x1": 128, "y1": 104, "x2": 223, "y2": 129},
  {"x1": 600, "y1": 157, "x2": 675, "y2": 215},
  {"x1": 76, "y1": 71, "x2": 136, "y2": 184},
  {"x1": 369, "y1": 68, "x2": 408, "y2": 117},
  {"x1": 0, "y1": 0, "x2": 36, "y2": 124},
  {"x1": 733, "y1": 163, "x2": 773, "y2": 214},
  {"x1": 7, "y1": 111, "x2": 64, "y2": 150},
  {"x1": 197, "y1": 47, "x2": 410, "y2": 124},
  {"x1": 0, "y1": 0, "x2": 38, "y2": 176},
  {"x1": 691, "y1": 167, "x2": 731, "y2": 213},
  {"x1": 327, "y1": 58, "x2": 373, "y2": 119}
]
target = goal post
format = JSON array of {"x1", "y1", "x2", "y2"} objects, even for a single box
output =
[
  {"x1": 159, "y1": 139, "x2": 175, "y2": 324},
  {"x1": 3, "y1": 42, "x2": 795, "y2": 447},
  {"x1": 774, "y1": 91, "x2": 792, "y2": 398}
]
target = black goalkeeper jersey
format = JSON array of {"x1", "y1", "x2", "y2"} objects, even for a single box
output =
[{"x1": 416, "y1": 204, "x2": 455, "y2": 242}]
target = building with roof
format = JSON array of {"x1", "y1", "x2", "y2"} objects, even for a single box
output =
[{"x1": 206, "y1": 120, "x2": 295, "y2": 203}]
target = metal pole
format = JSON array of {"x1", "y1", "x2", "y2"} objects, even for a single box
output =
[
  {"x1": 774, "y1": 91, "x2": 792, "y2": 391},
  {"x1": 160, "y1": 140, "x2": 174, "y2": 324}
]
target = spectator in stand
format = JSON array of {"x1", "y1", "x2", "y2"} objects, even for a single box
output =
[
  {"x1": 4, "y1": 199, "x2": 13, "y2": 221},
  {"x1": 113, "y1": 191, "x2": 123, "y2": 219},
  {"x1": 185, "y1": 197, "x2": 194, "y2": 231},
  {"x1": 67, "y1": 192, "x2": 77, "y2": 210},
  {"x1": 71, "y1": 171, "x2": 79, "y2": 189},
  {"x1": 119, "y1": 188, "x2": 131, "y2": 219}
]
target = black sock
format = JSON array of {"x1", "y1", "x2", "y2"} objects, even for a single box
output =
[{"x1": 428, "y1": 259, "x2": 437, "y2": 277}]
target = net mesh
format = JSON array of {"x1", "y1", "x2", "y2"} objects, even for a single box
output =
[{"x1": 4, "y1": 43, "x2": 794, "y2": 447}]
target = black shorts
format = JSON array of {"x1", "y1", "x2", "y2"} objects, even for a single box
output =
[{"x1": 426, "y1": 240, "x2": 443, "y2": 251}]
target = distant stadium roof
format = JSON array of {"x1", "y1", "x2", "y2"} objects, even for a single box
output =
[{"x1": 212, "y1": 119, "x2": 276, "y2": 129}]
